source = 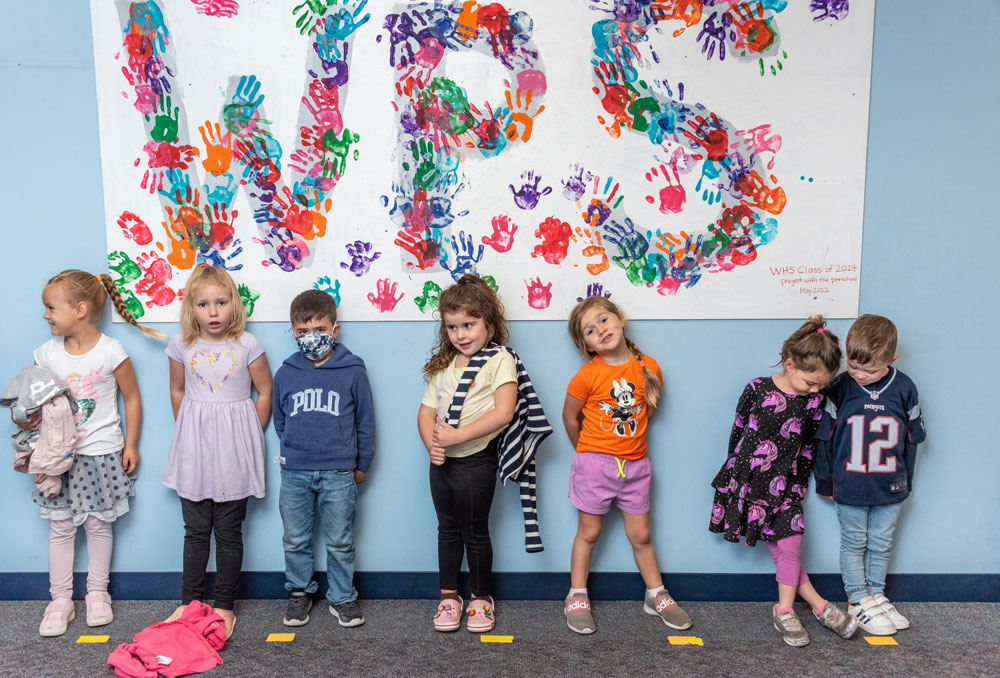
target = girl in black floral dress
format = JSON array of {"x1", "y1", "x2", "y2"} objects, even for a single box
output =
[{"x1": 709, "y1": 316, "x2": 858, "y2": 647}]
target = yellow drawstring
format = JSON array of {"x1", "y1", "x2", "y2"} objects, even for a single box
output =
[{"x1": 616, "y1": 457, "x2": 627, "y2": 479}]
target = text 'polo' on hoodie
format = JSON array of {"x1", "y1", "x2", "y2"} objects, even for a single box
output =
[{"x1": 271, "y1": 343, "x2": 375, "y2": 472}]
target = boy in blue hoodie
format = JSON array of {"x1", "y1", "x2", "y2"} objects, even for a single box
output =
[{"x1": 273, "y1": 290, "x2": 375, "y2": 628}]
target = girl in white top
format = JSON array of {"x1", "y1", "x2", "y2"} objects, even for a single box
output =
[
  {"x1": 418, "y1": 275, "x2": 517, "y2": 634},
  {"x1": 28, "y1": 269, "x2": 163, "y2": 637}
]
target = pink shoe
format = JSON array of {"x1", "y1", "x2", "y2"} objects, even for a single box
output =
[
  {"x1": 39, "y1": 598, "x2": 75, "y2": 637},
  {"x1": 433, "y1": 596, "x2": 463, "y2": 632},
  {"x1": 466, "y1": 596, "x2": 496, "y2": 633},
  {"x1": 86, "y1": 591, "x2": 114, "y2": 627}
]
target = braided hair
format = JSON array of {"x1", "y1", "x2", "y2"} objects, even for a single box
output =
[{"x1": 46, "y1": 269, "x2": 166, "y2": 341}]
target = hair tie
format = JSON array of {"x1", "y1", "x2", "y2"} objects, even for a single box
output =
[
  {"x1": 95, "y1": 274, "x2": 102, "y2": 282},
  {"x1": 816, "y1": 327, "x2": 825, "y2": 333}
]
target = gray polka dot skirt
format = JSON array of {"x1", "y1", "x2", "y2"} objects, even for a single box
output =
[{"x1": 33, "y1": 451, "x2": 135, "y2": 525}]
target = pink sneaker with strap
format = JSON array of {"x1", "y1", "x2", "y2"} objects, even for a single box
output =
[{"x1": 433, "y1": 596, "x2": 464, "y2": 632}]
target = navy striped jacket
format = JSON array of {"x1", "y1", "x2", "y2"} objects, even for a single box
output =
[{"x1": 446, "y1": 343, "x2": 551, "y2": 552}]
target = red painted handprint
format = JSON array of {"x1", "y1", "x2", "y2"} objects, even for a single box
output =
[
  {"x1": 482, "y1": 214, "x2": 518, "y2": 253},
  {"x1": 644, "y1": 164, "x2": 686, "y2": 214},
  {"x1": 682, "y1": 112, "x2": 728, "y2": 162},
  {"x1": 531, "y1": 217, "x2": 573, "y2": 264},
  {"x1": 525, "y1": 277, "x2": 552, "y2": 310},
  {"x1": 135, "y1": 251, "x2": 178, "y2": 308},
  {"x1": 367, "y1": 277, "x2": 404, "y2": 313},
  {"x1": 117, "y1": 211, "x2": 152, "y2": 245}
]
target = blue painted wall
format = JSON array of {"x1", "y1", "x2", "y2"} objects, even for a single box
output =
[{"x1": 2, "y1": 0, "x2": 997, "y2": 591}]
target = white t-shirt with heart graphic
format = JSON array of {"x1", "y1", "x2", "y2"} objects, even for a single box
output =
[{"x1": 34, "y1": 334, "x2": 128, "y2": 456}]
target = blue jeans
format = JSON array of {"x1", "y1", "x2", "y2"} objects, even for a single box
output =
[
  {"x1": 835, "y1": 502, "x2": 903, "y2": 604},
  {"x1": 279, "y1": 469, "x2": 358, "y2": 605}
]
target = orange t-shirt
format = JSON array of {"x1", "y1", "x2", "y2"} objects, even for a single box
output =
[{"x1": 566, "y1": 354, "x2": 662, "y2": 461}]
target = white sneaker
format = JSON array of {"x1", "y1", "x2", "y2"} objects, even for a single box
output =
[
  {"x1": 39, "y1": 598, "x2": 75, "y2": 637},
  {"x1": 849, "y1": 598, "x2": 896, "y2": 635},
  {"x1": 873, "y1": 593, "x2": 910, "y2": 630}
]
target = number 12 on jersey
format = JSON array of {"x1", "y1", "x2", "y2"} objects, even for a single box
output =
[{"x1": 844, "y1": 415, "x2": 899, "y2": 473}]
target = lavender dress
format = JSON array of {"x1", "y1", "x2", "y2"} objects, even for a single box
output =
[
  {"x1": 708, "y1": 377, "x2": 824, "y2": 546},
  {"x1": 162, "y1": 333, "x2": 266, "y2": 502}
]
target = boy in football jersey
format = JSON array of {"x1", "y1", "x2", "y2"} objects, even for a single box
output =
[{"x1": 815, "y1": 315, "x2": 926, "y2": 636}]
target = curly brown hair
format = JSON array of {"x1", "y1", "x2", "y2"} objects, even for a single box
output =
[
  {"x1": 423, "y1": 274, "x2": 509, "y2": 379},
  {"x1": 568, "y1": 296, "x2": 662, "y2": 408},
  {"x1": 46, "y1": 269, "x2": 165, "y2": 341},
  {"x1": 780, "y1": 315, "x2": 842, "y2": 375}
]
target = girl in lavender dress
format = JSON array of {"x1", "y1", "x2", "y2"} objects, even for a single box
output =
[
  {"x1": 709, "y1": 316, "x2": 857, "y2": 648},
  {"x1": 161, "y1": 265, "x2": 272, "y2": 639}
]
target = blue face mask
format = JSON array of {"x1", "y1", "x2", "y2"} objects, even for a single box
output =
[{"x1": 296, "y1": 332, "x2": 334, "y2": 362}]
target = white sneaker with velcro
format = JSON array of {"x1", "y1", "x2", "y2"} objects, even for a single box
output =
[
  {"x1": 849, "y1": 597, "x2": 896, "y2": 635},
  {"x1": 873, "y1": 593, "x2": 910, "y2": 630}
]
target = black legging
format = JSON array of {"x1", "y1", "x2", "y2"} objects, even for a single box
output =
[
  {"x1": 179, "y1": 497, "x2": 249, "y2": 610},
  {"x1": 429, "y1": 439, "x2": 499, "y2": 597}
]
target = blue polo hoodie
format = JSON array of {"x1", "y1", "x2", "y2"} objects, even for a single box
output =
[{"x1": 272, "y1": 343, "x2": 375, "y2": 471}]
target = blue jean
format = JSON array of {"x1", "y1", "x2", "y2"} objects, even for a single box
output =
[
  {"x1": 835, "y1": 502, "x2": 903, "y2": 604},
  {"x1": 279, "y1": 469, "x2": 358, "y2": 605}
]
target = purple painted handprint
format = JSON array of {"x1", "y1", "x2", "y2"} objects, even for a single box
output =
[
  {"x1": 576, "y1": 282, "x2": 612, "y2": 303},
  {"x1": 810, "y1": 0, "x2": 849, "y2": 22},
  {"x1": 340, "y1": 239, "x2": 381, "y2": 277},
  {"x1": 561, "y1": 163, "x2": 594, "y2": 201},
  {"x1": 509, "y1": 170, "x2": 552, "y2": 210}
]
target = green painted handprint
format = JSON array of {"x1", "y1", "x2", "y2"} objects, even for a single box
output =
[
  {"x1": 413, "y1": 281, "x2": 443, "y2": 314},
  {"x1": 239, "y1": 283, "x2": 261, "y2": 317},
  {"x1": 108, "y1": 251, "x2": 142, "y2": 285}
]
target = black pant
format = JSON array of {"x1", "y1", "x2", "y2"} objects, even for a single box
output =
[
  {"x1": 429, "y1": 440, "x2": 499, "y2": 597},
  {"x1": 179, "y1": 497, "x2": 249, "y2": 610}
]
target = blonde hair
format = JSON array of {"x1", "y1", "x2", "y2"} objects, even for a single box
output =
[
  {"x1": 46, "y1": 269, "x2": 165, "y2": 341},
  {"x1": 179, "y1": 265, "x2": 246, "y2": 344},
  {"x1": 568, "y1": 296, "x2": 662, "y2": 409},
  {"x1": 846, "y1": 314, "x2": 897, "y2": 365},
  {"x1": 780, "y1": 315, "x2": 842, "y2": 375},
  {"x1": 423, "y1": 274, "x2": 509, "y2": 379}
]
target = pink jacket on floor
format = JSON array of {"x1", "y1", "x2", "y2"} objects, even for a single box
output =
[{"x1": 107, "y1": 601, "x2": 226, "y2": 678}]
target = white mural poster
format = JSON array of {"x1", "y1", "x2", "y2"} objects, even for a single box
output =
[{"x1": 91, "y1": 0, "x2": 873, "y2": 321}]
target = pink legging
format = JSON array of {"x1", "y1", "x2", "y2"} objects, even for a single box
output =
[
  {"x1": 48, "y1": 516, "x2": 113, "y2": 600},
  {"x1": 766, "y1": 534, "x2": 810, "y2": 588}
]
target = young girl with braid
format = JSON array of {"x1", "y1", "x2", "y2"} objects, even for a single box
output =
[
  {"x1": 561, "y1": 296, "x2": 691, "y2": 635},
  {"x1": 708, "y1": 316, "x2": 858, "y2": 647},
  {"x1": 26, "y1": 269, "x2": 163, "y2": 637}
]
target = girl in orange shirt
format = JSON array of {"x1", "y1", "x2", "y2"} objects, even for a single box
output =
[{"x1": 561, "y1": 296, "x2": 691, "y2": 635}]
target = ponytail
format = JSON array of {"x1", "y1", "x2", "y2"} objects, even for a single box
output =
[
  {"x1": 96, "y1": 274, "x2": 167, "y2": 341},
  {"x1": 624, "y1": 337, "x2": 661, "y2": 409},
  {"x1": 780, "y1": 315, "x2": 841, "y2": 375}
]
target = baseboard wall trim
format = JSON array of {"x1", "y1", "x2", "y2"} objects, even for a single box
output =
[{"x1": 2, "y1": 572, "x2": 997, "y2": 602}]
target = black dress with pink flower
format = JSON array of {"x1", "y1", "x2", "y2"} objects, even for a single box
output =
[{"x1": 709, "y1": 377, "x2": 825, "y2": 546}]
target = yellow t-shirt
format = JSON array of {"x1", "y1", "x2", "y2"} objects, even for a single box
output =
[
  {"x1": 566, "y1": 353, "x2": 662, "y2": 461},
  {"x1": 421, "y1": 351, "x2": 517, "y2": 458}
]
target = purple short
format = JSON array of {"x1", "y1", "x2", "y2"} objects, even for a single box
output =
[{"x1": 569, "y1": 452, "x2": 652, "y2": 515}]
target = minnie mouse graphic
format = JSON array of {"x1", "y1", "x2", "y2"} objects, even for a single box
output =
[{"x1": 599, "y1": 378, "x2": 641, "y2": 436}]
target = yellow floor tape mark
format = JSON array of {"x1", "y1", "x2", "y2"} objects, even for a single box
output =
[
  {"x1": 864, "y1": 636, "x2": 898, "y2": 646},
  {"x1": 480, "y1": 635, "x2": 513, "y2": 643},
  {"x1": 77, "y1": 635, "x2": 110, "y2": 644},
  {"x1": 668, "y1": 636, "x2": 704, "y2": 646},
  {"x1": 266, "y1": 633, "x2": 296, "y2": 642}
]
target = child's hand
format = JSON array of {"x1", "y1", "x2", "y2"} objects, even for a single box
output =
[
  {"x1": 353, "y1": 469, "x2": 367, "y2": 484},
  {"x1": 820, "y1": 495, "x2": 833, "y2": 502},
  {"x1": 12, "y1": 411, "x2": 41, "y2": 431},
  {"x1": 121, "y1": 447, "x2": 140, "y2": 474},
  {"x1": 433, "y1": 417, "x2": 461, "y2": 448},
  {"x1": 428, "y1": 444, "x2": 446, "y2": 466}
]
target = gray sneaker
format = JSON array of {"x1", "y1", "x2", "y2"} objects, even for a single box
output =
[
  {"x1": 815, "y1": 602, "x2": 859, "y2": 639},
  {"x1": 773, "y1": 606, "x2": 810, "y2": 647},
  {"x1": 643, "y1": 591, "x2": 692, "y2": 630},
  {"x1": 564, "y1": 593, "x2": 596, "y2": 635},
  {"x1": 282, "y1": 590, "x2": 312, "y2": 627},
  {"x1": 329, "y1": 599, "x2": 365, "y2": 627}
]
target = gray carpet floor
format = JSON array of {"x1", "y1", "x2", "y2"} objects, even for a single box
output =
[{"x1": 1, "y1": 600, "x2": 997, "y2": 677}]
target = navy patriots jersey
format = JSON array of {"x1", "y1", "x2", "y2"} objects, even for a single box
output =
[{"x1": 815, "y1": 368, "x2": 926, "y2": 506}]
